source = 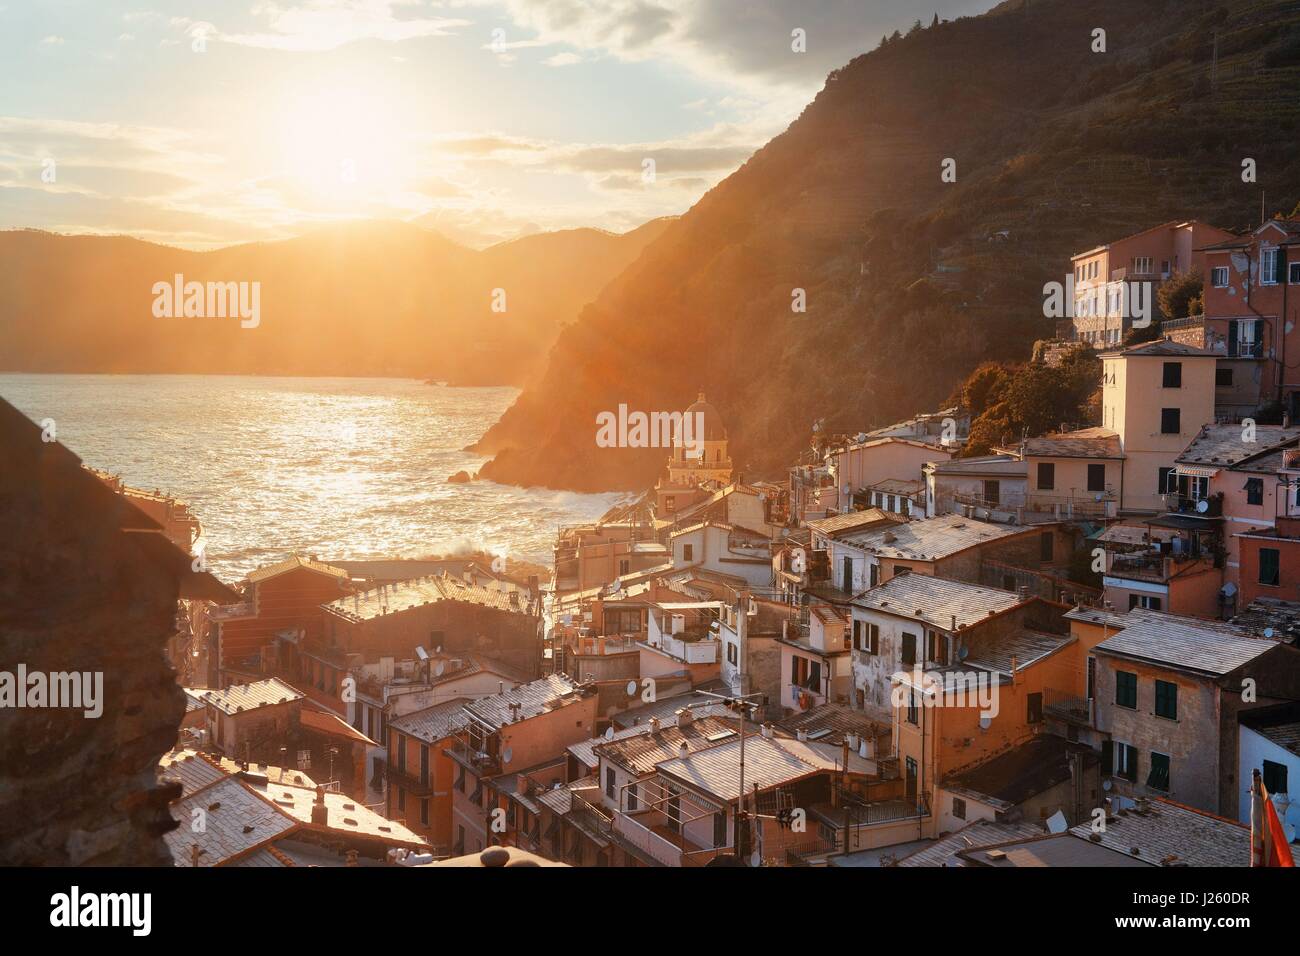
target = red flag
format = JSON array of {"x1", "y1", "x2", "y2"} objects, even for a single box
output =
[{"x1": 1251, "y1": 769, "x2": 1295, "y2": 868}]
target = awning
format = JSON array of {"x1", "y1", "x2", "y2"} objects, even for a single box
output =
[{"x1": 1175, "y1": 464, "x2": 1220, "y2": 478}]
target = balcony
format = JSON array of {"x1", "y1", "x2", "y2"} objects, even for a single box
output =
[
  {"x1": 1228, "y1": 341, "x2": 1266, "y2": 359},
  {"x1": 1043, "y1": 687, "x2": 1094, "y2": 726},
  {"x1": 1162, "y1": 492, "x2": 1222, "y2": 518},
  {"x1": 612, "y1": 811, "x2": 722, "y2": 867},
  {"x1": 642, "y1": 634, "x2": 719, "y2": 664},
  {"x1": 385, "y1": 763, "x2": 435, "y2": 796}
]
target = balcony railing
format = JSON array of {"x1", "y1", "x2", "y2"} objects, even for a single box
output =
[
  {"x1": 1162, "y1": 492, "x2": 1222, "y2": 518},
  {"x1": 1228, "y1": 341, "x2": 1266, "y2": 359},
  {"x1": 1043, "y1": 687, "x2": 1094, "y2": 726}
]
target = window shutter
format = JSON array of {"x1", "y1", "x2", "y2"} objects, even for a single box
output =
[{"x1": 1101, "y1": 739, "x2": 1113, "y2": 774}]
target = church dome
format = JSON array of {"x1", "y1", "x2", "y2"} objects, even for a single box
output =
[{"x1": 683, "y1": 392, "x2": 727, "y2": 442}]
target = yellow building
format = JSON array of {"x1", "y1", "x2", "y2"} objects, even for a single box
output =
[
  {"x1": 667, "y1": 393, "x2": 733, "y2": 486},
  {"x1": 1100, "y1": 340, "x2": 1217, "y2": 513}
]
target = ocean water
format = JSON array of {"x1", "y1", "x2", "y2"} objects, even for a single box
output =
[{"x1": 0, "y1": 374, "x2": 626, "y2": 581}]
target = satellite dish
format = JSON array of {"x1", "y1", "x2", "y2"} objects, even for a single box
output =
[
  {"x1": 957, "y1": 644, "x2": 968, "y2": 661},
  {"x1": 501, "y1": 747, "x2": 513, "y2": 765},
  {"x1": 1045, "y1": 810, "x2": 1068, "y2": 834},
  {"x1": 415, "y1": 645, "x2": 429, "y2": 661},
  {"x1": 1196, "y1": 499, "x2": 1209, "y2": 514},
  {"x1": 435, "y1": 646, "x2": 443, "y2": 654},
  {"x1": 434, "y1": 661, "x2": 445, "y2": 677},
  {"x1": 604, "y1": 727, "x2": 615, "y2": 740},
  {"x1": 626, "y1": 680, "x2": 638, "y2": 697},
  {"x1": 978, "y1": 715, "x2": 991, "y2": 730},
  {"x1": 1102, "y1": 779, "x2": 1113, "y2": 792},
  {"x1": 1265, "y1": 627, "x2": 1276, "y2": 639}
]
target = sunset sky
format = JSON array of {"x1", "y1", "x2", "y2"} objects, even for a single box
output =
[{"x1": 1, "y1": 0, "x2": 989, "y2": 249}]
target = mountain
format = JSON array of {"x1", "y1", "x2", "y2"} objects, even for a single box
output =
[
  {"x1": 474, "y1": 0, "x2": 1300, "y2": 491},
  {"x1": 0, "y1": 217, "x2": 673, "y2": 386}
]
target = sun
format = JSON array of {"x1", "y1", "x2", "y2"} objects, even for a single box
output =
[{"x1": 271, "y1": 78, "x2": 416, "y2": 209}]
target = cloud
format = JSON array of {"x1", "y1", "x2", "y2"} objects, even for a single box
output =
[
  {"x1": 177, "y1": 1, "x2": 473, "y2": 53},
  {"x1": 542, "y1": 51, "x2": 581, "y2": 66},
  {"x1": 41, "y1": 35, "x2": 65, "y2": 45}
]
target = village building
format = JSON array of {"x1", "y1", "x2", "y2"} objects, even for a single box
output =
[
  {"x1": 1090, "y1": 611, "x2": 1300, "y2": 818},
  {"x1": 1165, "y1": 218, "x2": 1300, "y2": 417},
  {"x1": 163, "y1": 759, "x2": 426, "y2": 867},
  {"x1": 209, "y1": 555, "x2": 356, "y2": 691},
  {"x1": 822, "y1": 436, "x2": 957, "y2": 516},
  {"x1": 385, "y1": 698, "x2": 471, "y2": 852},
  {"x1": 1237, "y1": 700, "x2": 1300, "y2": 837},
  {"x1": 924, "y1": 454, "x2": 1029, "y2": 520},
  {"x1": 662, "y1": 392, "x2": 733, "y2": 487},
  {"x1": 667, "y1": 521, "x2": 773, "y2": 587},
  {"x1": 446, "y1": 675, "x2": 599, "y2": 856},
  {"x1": 321, "y1": 572, "x2": 542, "y2": 680},
  {"x1": 1069, "y1": 219, "x2": 1234, "y2": 348}
]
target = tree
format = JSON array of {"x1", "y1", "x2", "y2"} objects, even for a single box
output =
[{"x1": 1157, "y1": 268, "x2": 1204, "y2": 321}]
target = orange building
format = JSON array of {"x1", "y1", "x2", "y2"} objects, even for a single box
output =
[
  {"x1": 386, "y1": 698, "x2": 469, "y2": 853},
  {"x1": 211, "y1": 555, "x2": 354, "y2": 681}
]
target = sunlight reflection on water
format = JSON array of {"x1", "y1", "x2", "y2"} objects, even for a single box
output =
[{"x1": 1, "y1": 375, "x2": 628, "y2": 580}]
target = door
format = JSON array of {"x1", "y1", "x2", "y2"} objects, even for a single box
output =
[
  {"x1": 905, "y1": 757, "x2": 918, "y2": 801},
  {"x1": 842, "y1": 556, "x2": 853, "y2": 592}
]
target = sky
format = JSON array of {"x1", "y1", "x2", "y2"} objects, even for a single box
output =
[{"x1": 0, "y1": 0, "x2": 992, "y2": 249}]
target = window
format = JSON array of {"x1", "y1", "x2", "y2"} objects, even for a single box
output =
[
  {"x1": 1158, "y1": 466, "x2": 1175, "y2": 494},
  {"x1": 953, "y1": 797, "x2": 966, "y2": 821},
  {"x1": 618, "y1": 559, "x2": 630, "y2": 576},
  {"x1": 1129, "y1": 594, "x2": 1162, "y2": 611},
  {"x1": 1216, "y1": 367, "x2": 1234, "y2": 388},
  {"x1": 664, "y1": 495, "x2": 675, "y2": 512},
  {"x1": 869, "y1": 563, "x2": 880, "y2": 588},
  {"x1": 1037, "y1": 462, "x2": 1055, "y2": 491},
  {"x1": 1133, "y1": 256, "x2": 1153, "y2": 275},
  {"x1": 1162, "y1": 362, "x2": 1182, "y2": 388},
  {"x1": 455, "y1": 766, "x2": 466, "y2": 792},
  {"x1": 1027, "y1": 692, "x2": 1043, "y2": 724},
  {"x1": 1154, "y1": 679, "x2": 1178, "y2": 720},
  {"x1": 1261, "y1": 248, "x2": 1279, "y2": 285},
  {"x1": 1212, "y1": 266, "x2": 1229, "y2": 288},
  {"x1": 1087, "y1": 463, "x2": 1106, "y2": 493},
  {"x1": 713, "y1": 812, "x2": 727, "y2": 848},
  {"x1": 397, "y1": 786, "x2": 406, "y2": 811},
  {"x1": 419, "y1": 744, "x2": 429, "y2": 785},
  {"x1": 1116, "y1": 670, "x2": 1137, "y2": 709},
  {"x1": 682, "y1": 543, "x2": 693, "y2": 562},
  {"x1": 1260, "y1": 547, "x2": 1281, "y2": 587},
  {"x1": 1229, "y1": 318, "x2": 1263, "y2": 358},
  {"x1": 1040, "y1": 531, "x2": 1054, "y2": 561},
  {"x1": 906, "y1": 691, "x2": 918, "y2": 725},
  {"x1": 727, "y1": 642, "x2": 737, "y2": 665},
  {"x1": 1246, "y1": 477, "x2": 1264, "y2": 506},
  {"x1": 627, "y1": 783, "x2": 638, "y2": 811},
  {"x1": 420, "y1": 798, "x2": 429, "y2": 826},
  {"x1": 901, "y1": 632, "x2": 917, "y2": 666},
  {"x1": 1291, "y1": 261, "x2": 1300, "y2": 285},
  {"x1": 1115, "y1": 742, "x2": 1138, "y2": 782},
  {"x1": 605, "y1": 767, "x2": 615, "y2": 799},
  {"x1": 1160, "y1": 408, "x2": 1180, "y2": 434},
  {"x1": 853, "y1": 620, "x2": 879, "y2": 654},
  {"x1": 1263, "y1": 759, "x2": 1288, "y2": 796},
  {"x1": 1148, "y1": 752, "x2": 1171, "y2": 791}
]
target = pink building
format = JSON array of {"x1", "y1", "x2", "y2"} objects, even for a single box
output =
[{"x1": 1071, "y1": 220, "x2": 1234, "y2": 348}]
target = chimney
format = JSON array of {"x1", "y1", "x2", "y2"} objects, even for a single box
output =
[
  {"x1": 311, "y1": 785, "x2": 329, "y2": 825},
  {"x1": 675, "y1": 707, "x2": 694, "y2": 728},
  {"x1": 678, "y1": 742, "x2": 689, "y2": 759},
  {"x1": 649, "y1": 717, "x2": 661, "y2": 735}
]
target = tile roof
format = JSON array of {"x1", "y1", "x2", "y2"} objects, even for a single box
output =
[
  {"x1": 1176, "y1": 424, "x2": 1300, "y2": 469},
  {"x1": 837, "y1": 513, "x2": 1029, "y2": 561},
  {"x1": 608, "y1": 684, "x2": 734, "y2": 730},
  {"x1": 324, "y1": 571, "x2": 533, "y2": 623},
  {"x1": 198, "y1": 678, "x2": 303, "y2": 716},
  {"x1": 1067, "y1": 798, "x2": 1250, "y2": 867},
  {"x1": 957, "y1": 832, "x2": 1153, "y2": 867},
  {"x1": 165, "y1": 776, "x2": 298, "y2": 867},
  {"x1": 653, "y1": 734, "x2": 839, "y2": 803},
  {"x1": 464, "y1": 674, "x2": 588, "y2": 730},
  {"x1": 892, "y1": 820, "x2": 1044, "y2": 867},
  {"x1": 1100, "y1": 340, "x2": 1218, "y2": 358},
  {"x1": 943, "y1": 736, "x2": 1097, "y2": 807},
  {"x1": 1094, "y1": 614, "x2": 1282, "y2": 676},
  {"x1": 1239, "y1": 701, "x2": 1300, "y2": 757},
  {"x1": 389, "y1": 698, "x2": 472, "y2": 744},
  {"x1": 1020, "y1": 427, "x2": 1122, "y2": 460},
  {"x1": 158, "y1": 749, "x2": 228, "y2": 797},
  {"x1": 807, "y1": 508, "x2": 903, "y2": 539},
  {"x1": 865, "y1": 478, "x2": 925, "y2": 495},
  {"x1": 850, "y1": 572, "x2": 1023, "y2": 632},
  {"x1": 771, "y1": 703, "x2": 889, "y2": 746},
  {"x1": 247, "y1": 554, "x2": 350, "y2": 584},
  {"x1": 567, "y1": 723, "x2": 656, "y2": 770},
  {"x1": 243, "y1": 778, "x2": 426, "y2": 845},
  {"x1": 593, "y1": 716, "x2": 737, "y2": 775},
  {"x1": 927, "y1": 454, "x2": 1025, "y2": 476},
  {"x1": 965, "y1": 628, "x2": 1074, "y2": 676}
]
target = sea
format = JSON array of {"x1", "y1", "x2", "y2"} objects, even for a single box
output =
[{"x1": 0, "y1": 374, "x2": 627, "y2": 581}]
